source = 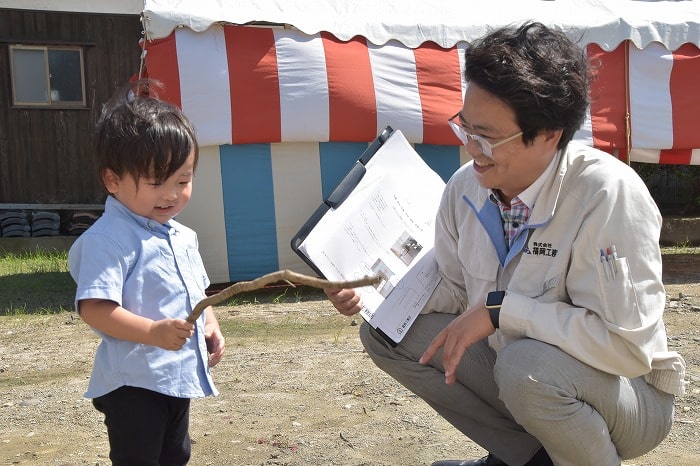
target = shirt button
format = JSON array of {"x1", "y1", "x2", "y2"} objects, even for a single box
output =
[{"x1": 512, "y1": 222, "x2": 519, "y2": 228}]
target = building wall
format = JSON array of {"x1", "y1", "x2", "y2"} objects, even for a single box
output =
[{"x1": 0, "y1": 9, "x2": 142, "y2": 204}]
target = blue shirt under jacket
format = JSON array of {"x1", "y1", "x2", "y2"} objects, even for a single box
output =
[{"x1": 68, "y1": 196, "x2": 217, "y2": 399}]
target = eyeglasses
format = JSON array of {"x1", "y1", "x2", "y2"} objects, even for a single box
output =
[{"x1": 448, "y1": 111, "x2": 522, "y2": 159}]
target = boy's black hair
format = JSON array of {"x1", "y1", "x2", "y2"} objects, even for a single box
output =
[{"x1": 95, "y1": 79, "x2": 199, "y2": 186}]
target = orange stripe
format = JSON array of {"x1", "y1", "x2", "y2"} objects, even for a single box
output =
[
  {"x1": 414, "y1": 43, "x2": 463, "y2": 145},
  {"x1": 144, "y1": 32, "x2": 181, "y2": 108},
  {"x1": 588, "y1": 43, "x2": 627, "y2": 151},
  {"x1": 659, "y1": 149, "x2": 692, "y2": 165},
  {"x1": 224, "y1": 26, "x2": 281, "y2": 144},
  {"x1": 321, "y1": 33, "x2": 377, "y2": 142},
  {"x1": 670, "y1": 43, "x2": 700, "y2": 151}
]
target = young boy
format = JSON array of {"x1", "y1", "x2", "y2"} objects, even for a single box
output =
[{"x1": 69, "y1": 80, "x2": 225, "y2": 465}]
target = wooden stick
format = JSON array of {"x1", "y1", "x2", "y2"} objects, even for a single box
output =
[{"x1": 187, "y1": 270, "x2": 381, "y2": 323}]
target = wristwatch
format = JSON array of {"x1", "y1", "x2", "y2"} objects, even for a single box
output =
[{"x1": 485, "y1": 290, "x2": 506, "y2": 329}]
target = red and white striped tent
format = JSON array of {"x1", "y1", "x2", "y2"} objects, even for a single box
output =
[{"x1": 141, "y1": 0, "x2": 700, "y2": 283}]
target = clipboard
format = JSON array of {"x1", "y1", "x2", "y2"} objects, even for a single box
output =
[
  {"x1": 290, "y1": 126, "x2": 395, "y2": 277},
  {"x1": 289, "y1": 126, "x2": 444, "y2": 347}
]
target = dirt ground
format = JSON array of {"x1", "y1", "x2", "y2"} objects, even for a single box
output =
[{"x1": 1, "y1": 253, "x2": 698, "y2": 466}]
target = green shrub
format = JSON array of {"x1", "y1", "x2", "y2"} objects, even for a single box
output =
[{"x1": 632, "y1": 163, "x2": 700, "y2": 216}]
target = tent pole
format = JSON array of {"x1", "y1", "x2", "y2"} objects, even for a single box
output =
[{"x1": 624, "y1": 40, "x2": 631, "y2": 165}]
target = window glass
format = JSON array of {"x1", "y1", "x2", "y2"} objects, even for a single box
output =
[
  {"x1": 10, "y1": 45, "x2": 85, "y2": 107},
  {"x1": 12, "y1": 48, "x2": 49, "y2": 104},
  {"x1": 48, "y1": 49, "x2": 83, "y2": 103}
]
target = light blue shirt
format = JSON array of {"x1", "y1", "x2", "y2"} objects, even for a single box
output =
[{"x1": 69, "y1": 196, "x2": 217, "y2": 399}]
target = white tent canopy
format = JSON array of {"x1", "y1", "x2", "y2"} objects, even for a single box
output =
[
  {"x1": 143, "y1": 0, "x2": 700, "y2": 51},
  {"x1": 141, "y1": 0, "x2": 700, "y2": 283}
]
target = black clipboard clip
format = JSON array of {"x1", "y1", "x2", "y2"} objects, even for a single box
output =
[{"x1": 290, "y1": 126, "x2": 395, "y2": 277}]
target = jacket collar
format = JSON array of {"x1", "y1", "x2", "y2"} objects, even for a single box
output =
[
  {"x1": 462, "y1": 144, "x2": 569, "y2": 267},
  {"x1": 526, "y1": 145, "x2": 568, "y2": 228}
]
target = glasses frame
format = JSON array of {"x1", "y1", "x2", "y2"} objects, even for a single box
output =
[{"x1": 448, "y1": 111, "x2": 523, "y2": 159}]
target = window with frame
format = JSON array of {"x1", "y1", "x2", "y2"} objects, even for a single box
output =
[{"x1": 9, "y1": 44, "x2": 86, "y2": 107}]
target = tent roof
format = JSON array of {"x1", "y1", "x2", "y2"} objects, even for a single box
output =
[{"x1": 142, "y1": 0, "x2": 700, "y2": 51}]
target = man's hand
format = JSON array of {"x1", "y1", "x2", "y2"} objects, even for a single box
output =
[
  {"x1": 419, "y1": 306, "x2": 495, "y2": 384},
  {"x1": 149, "y1": 318, "x2": 195, "y2": 351},
  {"x1": 324, "y1": 288, "x2": 363, "y2": 316}
]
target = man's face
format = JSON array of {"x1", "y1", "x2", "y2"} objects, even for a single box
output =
[{"x1": 459, "y1": 83, "x2": 561, "y2": 203}]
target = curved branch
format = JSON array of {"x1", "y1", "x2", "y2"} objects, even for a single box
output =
[{"x1": 187, "y1": 270, "x2": 381, "y2": 323}]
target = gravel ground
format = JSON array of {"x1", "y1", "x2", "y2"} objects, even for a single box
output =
[{"x1": 1, "y1": 254, "x2": 698, "y2": 466}]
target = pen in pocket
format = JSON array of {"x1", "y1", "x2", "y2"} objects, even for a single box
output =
[
  {"x1": 600, "y1": 249, "x2": 612, "y2": 280},
  {"x1": 607, "y1": 245, "x2": 618, "y2": 278},
  {"x1": 601, "y1": 247, "x2": 617, "y2": 279}
]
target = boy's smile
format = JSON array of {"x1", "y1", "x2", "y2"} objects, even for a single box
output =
[{"x1": 103, "y1": 149, "x2": 196, "y2": 225}]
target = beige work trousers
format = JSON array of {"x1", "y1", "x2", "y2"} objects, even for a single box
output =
[{"x1": 360, "y1": 313, "x2": 675, "y2": 466}]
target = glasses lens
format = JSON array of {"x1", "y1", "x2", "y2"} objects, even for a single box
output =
[
  {"x1": 473, "y1": 137, "x2": 492, "y2": 158},
  {"x1": 449, "y1": 120, "x2": 467, "y2": 145},
  {"x1": 448, "y1": 117, "x2": 493, "y2": 157}
]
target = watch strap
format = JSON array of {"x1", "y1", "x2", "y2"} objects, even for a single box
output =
[
  {"x1": 487, "y1": 306, "x2": 500, "y2": 329},
  {"x1": 485, "y1": 290, "x2": 505, "y2": 329}
]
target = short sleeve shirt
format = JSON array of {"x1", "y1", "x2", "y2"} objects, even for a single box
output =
[{"x1": 68, "y1": 196, "x2": 217, "y2": 399}]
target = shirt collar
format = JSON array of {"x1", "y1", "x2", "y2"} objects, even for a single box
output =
[{"x1": 105, "y1": 195, "x2": 176, "y2": 234}]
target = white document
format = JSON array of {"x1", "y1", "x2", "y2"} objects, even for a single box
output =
[{"x1": 298, "y1": 130, "x2": 445, "y2": 344}]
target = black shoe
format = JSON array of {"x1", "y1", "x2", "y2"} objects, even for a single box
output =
[
  {"x1": 431, "y1": 455, "x2": 506, "y2": 466},
  {"x1": 431, "y1": 447, "x2": 552, "y2": 466}
]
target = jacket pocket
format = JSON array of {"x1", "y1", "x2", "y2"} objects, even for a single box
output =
[
  {"x1": 510, "y1": 254, "x2": 563, "y2": 299},
  {"x1": 596, "y1": 256, "x2": 642, "y2": 328}
]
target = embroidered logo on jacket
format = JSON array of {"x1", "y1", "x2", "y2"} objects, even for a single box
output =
[{"x1": 526, "y1": 241, "x2": 558, "y2": 257}]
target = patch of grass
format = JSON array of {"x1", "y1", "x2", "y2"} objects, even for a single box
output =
[
  {"x1": 208, "y1": 285, "x2": 327, "y2": 307},
  {"x1": 0, "y1": 249, "x2": 75, "y2": 315},
  {"x1": 0, "y1": 248, "x2": 329, "y2": 316},
  {"x1": 220, "y1": 317, "x2": 335, "y2": 340},
  {"x1": 661, "y1": 244, "x2": 700, "y2": 255},
  {"x1": 212, "y1": 285, "x2": 343, "y2": 343},
  {"x1": 0, "y1": 364, "x2": 88, "y2": 388},
  {"x1": 218, "y1": 314, "x2": 352, "y2": 346},
  {"x1": 2, "y1": 245, "x2": 694, "y2": 317}
]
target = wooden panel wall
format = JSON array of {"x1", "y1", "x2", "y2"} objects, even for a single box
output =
[{"x1": 0, "y1": 9, "x2": 142, "y2": 204}]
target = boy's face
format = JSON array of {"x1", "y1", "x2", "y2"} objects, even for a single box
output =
[{"x1": 103, "y1": 149, "x2": 196, "y2": 225}]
